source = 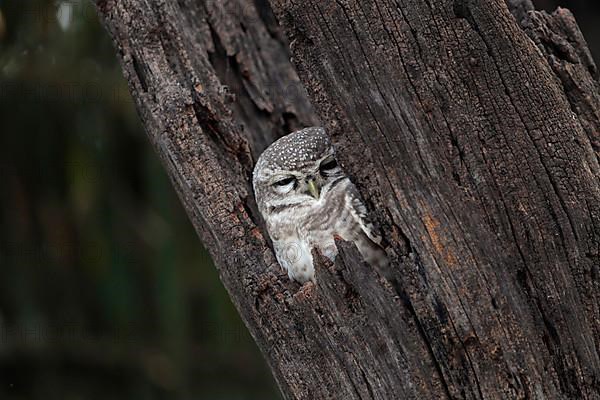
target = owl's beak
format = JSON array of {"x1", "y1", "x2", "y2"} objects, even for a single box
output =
[{"x1": 307, "y1": 179, "x2": 320, "y2": 199}]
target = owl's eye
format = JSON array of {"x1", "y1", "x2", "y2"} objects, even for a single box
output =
[
  {"x1": 274, "y1": 177, "x2": 296, "y2": 187},
  {"x1": 319, "y1": 159, "x2": 338, "y2": 173}
]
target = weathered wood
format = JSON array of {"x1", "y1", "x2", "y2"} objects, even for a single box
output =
[
  {"x1": 95, "y1": 0, "x2": 600, "y2": 398},
  {"x1": 518, "y1": 5, "x2": 600, "y2": 158}
]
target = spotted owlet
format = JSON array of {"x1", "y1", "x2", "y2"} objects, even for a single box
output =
[{"x1": 252, "y1": 127, "x2": 388, "y2": 283}]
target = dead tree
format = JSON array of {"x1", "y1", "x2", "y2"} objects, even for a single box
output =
[{"x1": 94, "y1": 0, "x2": 600, "y2": 398}]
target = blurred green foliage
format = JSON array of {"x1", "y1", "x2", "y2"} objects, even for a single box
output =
[{"x1": 0, "y1": 1, "x2": 279, "y2": 399}]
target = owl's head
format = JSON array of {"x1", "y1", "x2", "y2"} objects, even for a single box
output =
[{"x1": 253, "y1": 127, "x2": 346, "y2": 214}]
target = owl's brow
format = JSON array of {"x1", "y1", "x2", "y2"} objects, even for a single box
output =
[{"x1": 269, "y1": 172, "x2": 299, "y2": 181}]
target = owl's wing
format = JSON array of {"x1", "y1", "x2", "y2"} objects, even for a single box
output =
[
  {"x1": 345, "y1": 184, "x2": 389, "y2": 268},
  {"x1": 345, "y1": 184, "x2": 382, "y2": 245}
]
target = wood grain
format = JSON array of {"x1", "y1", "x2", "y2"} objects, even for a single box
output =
[{"x1": 95, "y1": 0, "x2": 600, "y2": 398}]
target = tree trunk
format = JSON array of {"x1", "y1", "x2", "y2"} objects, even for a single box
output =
[{"x1": 94, "y1": 0, "x2": 600, "y2": 398}]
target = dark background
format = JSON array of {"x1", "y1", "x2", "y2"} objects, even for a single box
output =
[{"x1": 0, "y1": 1, "x2": 597, "y2": 399}]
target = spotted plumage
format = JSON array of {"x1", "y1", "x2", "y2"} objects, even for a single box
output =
[{"x1": 253, "y1": 127, "x2": 388, "y2": 283}]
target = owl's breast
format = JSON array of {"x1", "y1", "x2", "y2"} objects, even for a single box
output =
[
  {"x1": 303, "y1": 179, "x2": 359, "y2": 241},
  {"x1": 266, "y1": 178, "x2": 358, "y2": 250}
]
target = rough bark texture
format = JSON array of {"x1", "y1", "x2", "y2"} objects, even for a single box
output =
[{"x1": 94, "y1": 0, "x2": 600, "y2": 399}]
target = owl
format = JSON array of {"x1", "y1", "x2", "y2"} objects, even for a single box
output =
[{"x1": 252, "y1": 127, "x2": 388, "y2": 283}]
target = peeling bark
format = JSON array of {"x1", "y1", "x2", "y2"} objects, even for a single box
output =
[{"x1": 95, "y1": 0, "x2": 600, "y2": 398}]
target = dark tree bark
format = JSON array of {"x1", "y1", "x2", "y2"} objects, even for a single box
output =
[{"x1": 94, "y1": 0, "x2": 600, "y2": 398}]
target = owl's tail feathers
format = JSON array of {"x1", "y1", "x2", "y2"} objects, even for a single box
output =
[{"x1": 356, "y1": 231, "x2": 389, "y2": 270}]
